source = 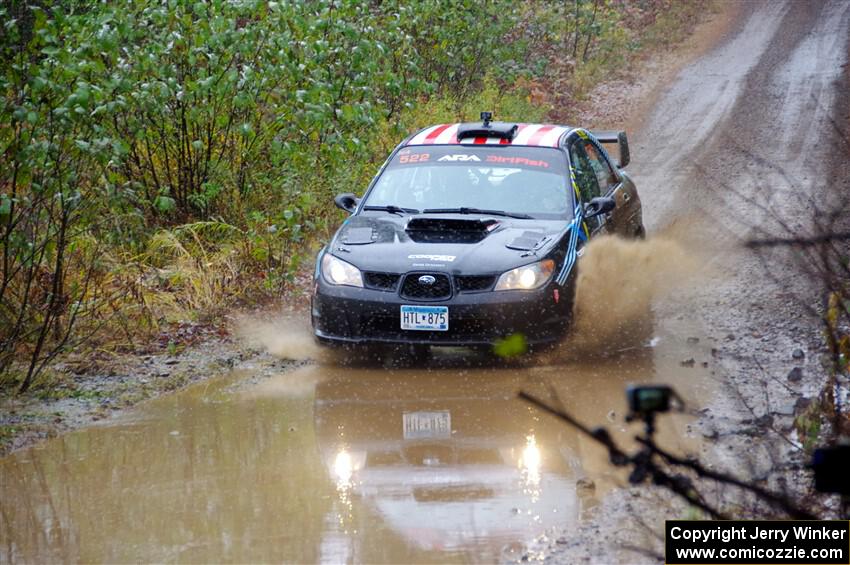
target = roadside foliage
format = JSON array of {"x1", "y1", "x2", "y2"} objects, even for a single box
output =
[{"x1": 1, "y1": 0, "x2": 704, "y2": 390}]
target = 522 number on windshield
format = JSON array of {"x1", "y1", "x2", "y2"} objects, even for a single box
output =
[{"x1": 399, "y1": 153, "x2": 430, "y2": 164}]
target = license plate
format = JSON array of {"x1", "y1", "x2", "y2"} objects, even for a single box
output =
[
  {"x1": 403, "y1": 411, "x2": 451, "y2": 440},
  {"x1": 400, "y1": 305, "x2": 449, "y2": 331}
]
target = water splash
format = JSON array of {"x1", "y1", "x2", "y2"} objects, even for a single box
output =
[
  {"x1": 235, "y1": 315, "x2": 331, "y2": 362},
  {"x1": 551, "y1": 233, "x2": 704, "y2": 360}
]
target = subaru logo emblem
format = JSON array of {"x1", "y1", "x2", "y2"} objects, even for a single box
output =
[{"x1": 418, "y1": 275, "x2": 436, "y2": 285}]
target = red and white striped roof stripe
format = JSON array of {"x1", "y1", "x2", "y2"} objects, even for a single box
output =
[{"x1": 406, "y1": 123, "x2": 571, "y2": 147}]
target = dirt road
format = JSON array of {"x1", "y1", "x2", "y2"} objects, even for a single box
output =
[
  {"x1": 637, "y1": 0, "x2": 850, "y2": 461},
  {"x1": 636, "y1": 0, "x2": 850, "y2": 427},
  {"x1": 543, "y1": 0, "x2": 850, "y2": 561},
  {"x1": 1, "y1": 1, "x2": 848, "y2": 562}
]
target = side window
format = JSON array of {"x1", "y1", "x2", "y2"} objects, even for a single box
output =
[
  {"x1": 584, "y1": 141, "x2": 618, "y2": 194},
  {"x1": 568, "y1": 141, "x2": 600, "y2": 203}
]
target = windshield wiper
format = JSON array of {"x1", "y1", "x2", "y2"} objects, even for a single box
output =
[
  {"x1": 362, "y1": 205, "x2": 420, "y2": 215},
  {"x1": 422, "y1": 207, "x2": 533, "y2": 219}
]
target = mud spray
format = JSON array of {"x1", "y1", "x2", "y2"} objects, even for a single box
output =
[
  {"x1": 236, "y1": 316, "x2": 333, "y2": 362},
  {"x1": 555, "y1": 233, "x2": 703, "y2": 361},
  {"x1": 235, "y1": 312, "x2": 376, "y2": 365},
  {"x1": 238, "y1": 233, "x2": 705, "y2": 364}
]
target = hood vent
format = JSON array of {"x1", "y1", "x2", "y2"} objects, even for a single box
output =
[
  {"x1": 505, "y1": 232, "x2": 550, "y2": 251},
  {"x1": 341, "y1": 227, "x2": 375, "y2": 245}
]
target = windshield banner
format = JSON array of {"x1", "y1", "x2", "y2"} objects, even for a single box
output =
[{"x1": 392, "y1": 146, "x2": 568, "y2": 174}]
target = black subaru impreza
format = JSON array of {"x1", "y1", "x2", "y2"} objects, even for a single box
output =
[{"x1": 311, "y1": 114, "x2": 643, "y2": 352}]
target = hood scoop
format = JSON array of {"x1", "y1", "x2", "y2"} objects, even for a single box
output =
[
  {"x1": 406, "y1": 216, "x2": 499, "y2": 233},
  {"x1": 506, "y1": 231, "x2": 550, "y2": 251},
  {"x1": 405, "y1": 216, "x2": 499, "y2": 244},
  {"x1": 340, "y1": 227, "x2": 376, "y2": 245}
]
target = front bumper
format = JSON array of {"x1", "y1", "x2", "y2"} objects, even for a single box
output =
[{"x1": 311, "y1": 278, "x2": 573, "y2": 347}]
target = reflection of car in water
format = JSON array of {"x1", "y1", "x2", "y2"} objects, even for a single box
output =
[
  {"x1": 311, "y1": 114, "x2": 643, "y2": 353},
  {"x1": 313, "y1": 366, "x2": 594, "y2": 555}
]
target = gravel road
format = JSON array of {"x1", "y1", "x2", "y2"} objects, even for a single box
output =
[{"x1": 540, "y1": 1, "x2": 850, "y2": 561}]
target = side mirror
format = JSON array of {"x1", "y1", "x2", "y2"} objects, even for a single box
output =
[
  {"x1": 615, "y1": 131, "x2": 630, "y2": 168},
  {"x1": 334, "y1": 193, "x2": 359, "y2": 214},
  {"x1": 589, "y1": 130, "x2": 630, "y2": 168},
  {"x1": 584, "y1": 196, "x2": 616, "y2": 219}
]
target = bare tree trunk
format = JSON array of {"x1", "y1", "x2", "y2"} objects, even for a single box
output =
[
  {"x1": 572, "y1": 0, "x2": 580, "y2": 58},
  {"x1": 19, "y1": 198, "x2": 69, "y2": 393},
  {"x1": 582, "y1": 0, "x2": 599, "y2": 62}
]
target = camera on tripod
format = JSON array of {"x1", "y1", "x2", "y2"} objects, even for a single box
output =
[{"x1": 626, "y1": 384, "x2": 674, "y2": 417}]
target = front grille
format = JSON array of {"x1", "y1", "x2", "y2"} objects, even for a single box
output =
[
  {"x1": 364, "y1": 272, "x2": 401, "y2": 291},
  {"x1": 400, "y1": 273, "x2": 452, "y2": 301},
  {"x1": 455, "y1": 275, "x2": 496, "y2": 292}
]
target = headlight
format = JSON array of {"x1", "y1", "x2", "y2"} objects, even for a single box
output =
[
  {"x1": 321, "y1": 253, "x2": 363, "y2": 287},
  {"x1": 494, "y1": 259, "x2": 555, "y2": 291}
]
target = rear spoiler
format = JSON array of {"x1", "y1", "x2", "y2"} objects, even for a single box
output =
[{"x1": 590, "y1": 130, "x2": 630, "y2": 169}]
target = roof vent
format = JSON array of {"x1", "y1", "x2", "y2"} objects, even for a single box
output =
[{"x1": 456, "y1": 111, "x2": 518, "y2": 142}]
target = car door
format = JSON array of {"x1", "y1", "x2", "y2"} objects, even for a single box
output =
[
  {"x1": 567, "y1": 138, "x2": 607, "y2": 236},
  {"x1": 583, "y1": 137, "x2": 640, "y2": 237}
]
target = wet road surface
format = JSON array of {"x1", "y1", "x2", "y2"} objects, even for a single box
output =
[
  {"x1": 635, "y1": 0, "x2": 850, "y2": 235},
  {"x1": 0, "y1": 326, "x2": 712, "y2": 563}
]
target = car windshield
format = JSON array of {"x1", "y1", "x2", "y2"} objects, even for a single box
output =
[{"x1": 363, "y1": 145, "x2": 573, "y2": 220}]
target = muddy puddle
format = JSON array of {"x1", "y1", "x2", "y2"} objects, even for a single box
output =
[{"x1": 0, "y1": 325, "x2": 714, "y2": 563}]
